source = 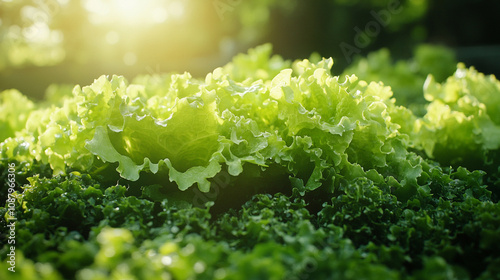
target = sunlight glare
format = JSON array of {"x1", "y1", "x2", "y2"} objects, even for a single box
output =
[
  {"x1": 168, "y1": 1, "x2": 185, "y2": 19},
  {"x1": 123, "y1": 52, "x2": 137, "y2": 65},
  {"x1": 112, "y1": 0, "x2": 145, "y2": 23},
  {"x1": 83, "y1": 0, "x2": 185, "y2": 26},
  {"x1": 105, "y1": 30, "x2": 119, "y2": 45},
  {"x1": 152, "y1": 8, "x2": 168, "y2": 23}
]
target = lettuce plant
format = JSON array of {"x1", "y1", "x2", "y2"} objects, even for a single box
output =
[
  {"x1": 416, "y1": 64, "x2": 500, "y2": 170},
  {"x1": 1, "y1": 44, "x2": 500, "y2": 279},
  {"x1": 1, "y1": 44, "x2": 428, "y2": 199}
]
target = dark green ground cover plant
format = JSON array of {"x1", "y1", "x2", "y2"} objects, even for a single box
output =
[{"x1": 1, "y1": 44, "x2": 499, "y2": 279}]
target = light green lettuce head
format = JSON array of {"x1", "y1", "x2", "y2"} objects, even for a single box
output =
[
  {"x1": 416, "y1": 63, "x2": 500, "y2": 169},
  {"x1": 1, "y1": 44, "x2": 451, "y2": 196}
]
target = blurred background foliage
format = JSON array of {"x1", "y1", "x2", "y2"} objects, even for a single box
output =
[{"x1": 0, "y1": 0, "x2": 499, "y2": 100}]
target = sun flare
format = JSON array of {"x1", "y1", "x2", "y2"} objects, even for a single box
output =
[{"x1": 83, "y1": 0, "x2": 183, "y2": 25}]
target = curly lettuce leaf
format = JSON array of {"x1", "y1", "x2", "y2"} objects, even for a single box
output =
[
  {"x1": 342, "y1": 44, "x2": 457, "y2": 115},
  {"x1": 416, "y1": 63, "x2": 500, "y2": 169},
  {"x1": 85, "y1": 89, "x2": 223, "y2": 191},
  {"x1": 0, "y1": 89, "x2": 35, "y2": 142},
  {"x1": 0, "y1": 44, "x2": 455, "y2": 195}
]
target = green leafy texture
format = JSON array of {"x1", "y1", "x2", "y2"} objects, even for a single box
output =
[
  {"x1": 318, "y1": 162, "x2": 500, "y2": 278},
  {"x1": 85, "y1": 84, "x2": 223, "y2": 191},
  {"x1": 1, "y1": 44, "x2": 427, "y2": 195},
  {"x1": 416, "y1": 63, "x2": 500, "y2": 169},
  {"x1": 0, "y1": 76, "x2": 123, "y2": 175},
  {"x1": 219, "y1": 43, "x2": 292, "y2": 83},
  {"x1": 341, "y1": 45, "x2": 500, "y2": 174},
  {"x1": 0, "y1": 89, "x2": 35, "y2": 142},
  {"x1": 2, "y1": 43, "x2": 500, "y2": 280},
  {"x1": 1, "y1": 170, "x2": 403, "y2": 280},
  {"x1": 275, "y1": 58, "x2": 421, "y2": 192},
  {"x1": 0, "y1": 170, "x2": 158, "y2": 279},
  {"x1": 42, "y1": 83, "x2": 76, "y2": 107},
  {"x1": 2, "y1": 163, "x2": 499, "y2": 279},
  {"x1": 342, "y1": 45, "x2": 457, "y2": 114}
]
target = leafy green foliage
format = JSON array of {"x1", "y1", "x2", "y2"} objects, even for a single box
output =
[
  {"x1": 0, "y1": 90, "x2": 35, "y2": 142},
  {"x1": 1, "y1": 44, "x2": 500, "y2": 279},
  {"x1": 1, "y1": 162, "x2": 499, "y2": 279},
  {"x1": 342, "y1": 44, "x2": 500, "y2": 174},
  {"x1": 0, "y1": 44, "x2": 432, "y2": 199},
  {"x1": 416, "y1": 64, "x2": 500, "y2": 170},
  {"x1": 342, "y1": 44, "x2": 457, "y2": 115}
]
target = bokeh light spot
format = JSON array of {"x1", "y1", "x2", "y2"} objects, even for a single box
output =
[
  {"x1": 106, "y1": 31, "x2": 120, "y2": 45},
  {"x1": 123, "y1": 52, "x2": 137, "y2": 66}
]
